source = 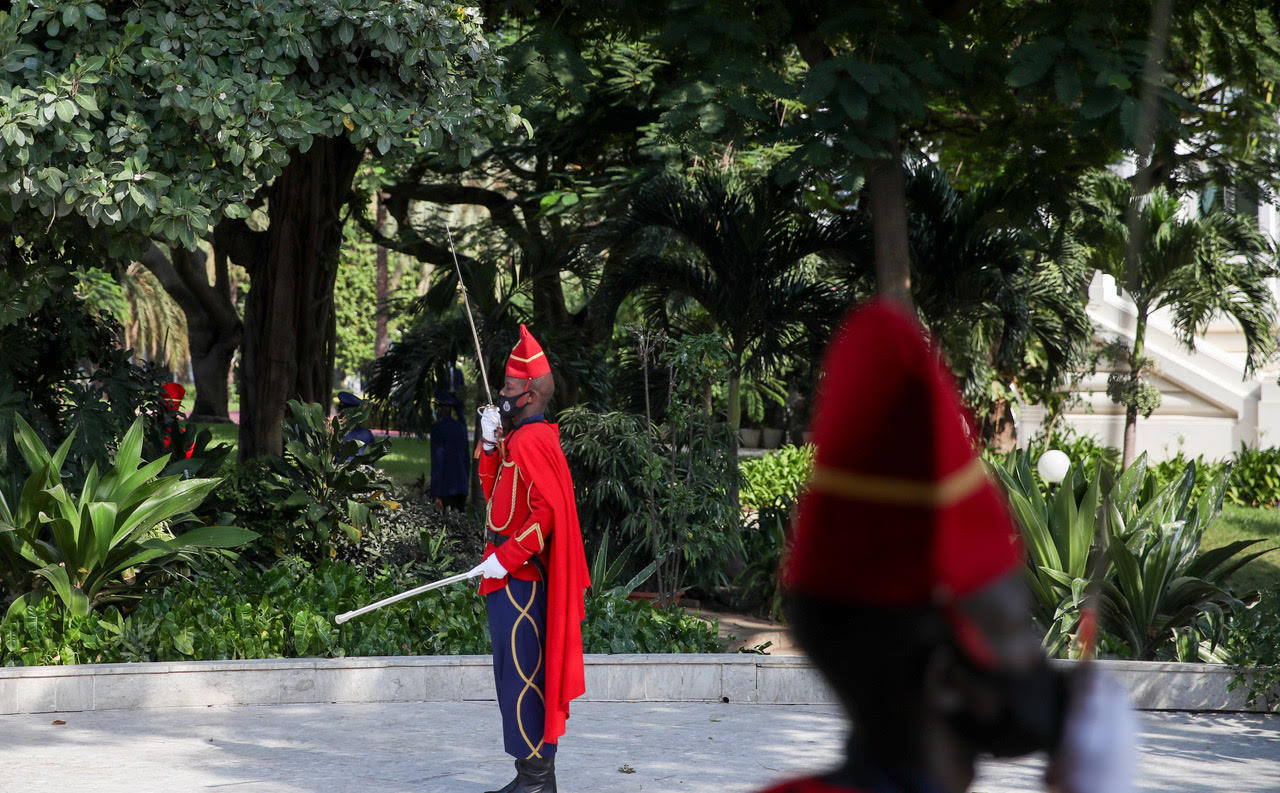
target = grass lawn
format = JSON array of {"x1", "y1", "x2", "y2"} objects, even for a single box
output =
[
  {"x1": 194, "y1": 423, "x2": 429, "y2": 489},
  {"x1": 379, "y1": 435, "x2": 429, "y2": 487},
  {"x1": 1206, "y1": 504, "x2": 1280, "y2": 594}
]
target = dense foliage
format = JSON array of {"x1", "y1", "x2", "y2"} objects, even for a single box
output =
[
  {"x1": 1224, "y1": 585, "x2": 1280, "y2": 711},
  {"x1": 259, "y1": 399, "x2": 394, "y2": 562},
  {"x1": 0, "y1": 0, "x2": 509, "y2": 250},
  {"x1": 0, "y1": 558, "x2": 719, "y2": 666},
  {"x1": 740, "y1": 445, "x2": 814, "y2": 512},
  {"x1": 992, "y1": 451, "x2": 1267, "y2": 661},
  {"x1": 0, "y1": 416, "x2": 253, "y2": 617}
]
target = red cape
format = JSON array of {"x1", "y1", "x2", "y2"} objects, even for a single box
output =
[{"x1": 506, "y1": 421, "x2": 590, "y2": 744}]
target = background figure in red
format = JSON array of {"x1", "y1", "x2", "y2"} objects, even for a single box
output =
[
  {"x1": 468, "y1": 324, "x2": 590, "y2": 793},
  {"x1": 759, "y1": 300, "x2": 1134, "y2": 793},
  {"x1": 160, "y1": 382, "x2": 194, "y2": 459}
]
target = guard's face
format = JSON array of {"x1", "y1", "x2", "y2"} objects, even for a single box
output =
[
  {"x1": 935, "y1": 571, "x2": 1067, "y2": 757},
  {"x1": 497, "y1": 376, "x2": 531, "y2": 428}
]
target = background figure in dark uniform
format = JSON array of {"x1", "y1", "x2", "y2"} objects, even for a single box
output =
[
  {"x1": 758, "y1": 300, "x2": 1134, "y2": 793},
  {"x1": 335, "y1": 391, "x2": 375, "y2": 460},
  {"x1": 468, "y1": 324, "x2": 590, "y2": 793},
  {"x1": 429, "y1": 389, "x2": 469, "y2": 510}
]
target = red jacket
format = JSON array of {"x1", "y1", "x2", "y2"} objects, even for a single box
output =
[{"x1": 477, "y1": 420, "x2": 590, "y2": 744}]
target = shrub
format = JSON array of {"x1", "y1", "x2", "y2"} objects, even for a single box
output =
[
  {"x1": 0, "y1": 558, "x2": 723, "y2": 665},
  {"x1": 991, "y1": 450, "x2": 1267, "y2": 660},
  {"x1": 260, "y1": 400, "x2": 396, "y2": 562},
  {"x1": 342, "y1": 491, "x2": 485, "y2": 576},
  {"x1": 740, "y1": 444, "x2": 813, "y2": 511},
  {"x1": 559, "y1": 408, "x2": 653, "y2": 561},
  {"x1": 559, "y1": 401, "x2": 739, "y2": 606},
  {"x1": 1227, "y1": 444, "x2": 1280, "y2": 508},
  {"x1": 731, "y1": 504, "x2": 790, "y2": 621},
  {"x1": 0, "y1": 416, "x2": 254, "y2": 617},
  {"x1": 0, "y1": 290, "x2": 173, "y2": 493},
  {"x1": 198, "y1": 457, "x2": 296, "y2": 566},
  {"x1": 583, "y1": 595, "x2": 721, "y2": 654},
  {"x1": 1223, "y1": 585, "x2": 1280, "y2": 711}
]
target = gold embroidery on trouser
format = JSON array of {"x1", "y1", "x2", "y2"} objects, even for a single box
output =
[{"x1": 506, "y1": 580, "x2": 546, "y2": 758}]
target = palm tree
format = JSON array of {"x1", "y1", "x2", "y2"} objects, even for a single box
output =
[
  {"x1": 826, "y1": 162, "x2": 1093, "y2": 445},
  {"x1": 616, "y1": 172, "x2": 848, "y2": 429},
  {"x1": 1073, "y1": 170, "x2": 1279, "y2": 469}
]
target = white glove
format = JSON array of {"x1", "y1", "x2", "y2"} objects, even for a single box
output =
[
  {"x1": 469, "y1": 553, "x2": 508, "y2": 580},
  {"x1": 479, "y1": 405, "x2": 502, "y2": 451},
  {"x1": 1046, "y1": 666, "x2": 1136, "y2": 793}
]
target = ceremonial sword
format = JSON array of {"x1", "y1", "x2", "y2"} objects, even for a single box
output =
[
  {"x1": 335, "y1": 222, "x2": 498, "y2": 625},
  {"x1": 335, "y1": 569, "x2": 482, "y2": 623}
]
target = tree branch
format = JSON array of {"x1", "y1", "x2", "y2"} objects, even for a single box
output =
[
  {"x1": 352, "y1": 199, "x2": 487, "y2": 273},
  {"x1": 211, "y1": 217, "x2": 268, "y2": 277}
]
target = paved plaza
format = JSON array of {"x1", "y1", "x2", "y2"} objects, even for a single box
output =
[{"x1": 0, "y1": 700, "x2": 1276, "y2": 792}]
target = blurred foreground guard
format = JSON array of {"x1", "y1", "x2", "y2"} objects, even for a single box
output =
[
  {"x1": 468, "y1": 324, "x2": 590, "y2": 793},
  {"x1": 760, "y1": 300, "x2": 1135, "y2": 793}
]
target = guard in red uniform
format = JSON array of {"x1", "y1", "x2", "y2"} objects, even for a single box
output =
[
  {"x1": 468, "y1": 324, "x2": 590, "y2": 793},
  {"x1": 758, "y1": 299, "x2": 1134, "y2": 793}
]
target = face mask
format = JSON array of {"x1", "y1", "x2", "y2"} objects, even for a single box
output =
[
  {"x1": 497, "y1": 390, "x2": 529, "y2": 419},
  {"x1": 946, "y1": 659, "x2": 1068, "y2": 757}
]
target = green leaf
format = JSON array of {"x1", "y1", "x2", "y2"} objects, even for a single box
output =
[
  {"x1": 1007, "y1": 38, "x2": 1064, "y2": 88},
  {"x1": 1054, "y1": 64, "x2": 1081, "y2": 105},
  {"x1": 1080, "y1": 88, "x2": 1122, "y2": 119},
  {"x1": 167, "y1": 525, "x2": 257, "y2": 550},
  {"x1": 837, "y1": 80, "x2": 868, "y2": 121}
]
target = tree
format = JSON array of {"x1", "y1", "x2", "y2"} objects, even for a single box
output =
[
  {"x1": 1, "y1": 1, "x2": 511, "y2": 457},
  {"x1": 619, "y1": 171, "x2": 846, "y2": 429},
  {"x1": 137, "y1": 243, "x2": 241, "y2": 422},
  {"x1": 1073, "y1": 170, "x2": 1279, "y2": 469},
  {"x1": 648, "y1": 2, "x2": 1280, "y2": 303},
  {"x1": 361, "y1": 18, "x2": 685, "y2": 406}
]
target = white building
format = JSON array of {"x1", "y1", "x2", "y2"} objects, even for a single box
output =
[{"x1": 1019, "y1": 199, "x2": 1280, "y2": 461}]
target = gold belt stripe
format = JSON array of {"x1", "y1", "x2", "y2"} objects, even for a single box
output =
[
  {"x1": 807, "y1": 457, "x2": 988, "y2": 507},
  {"x1": 505, "y1": 581, "x2": 546, "y2": 759}
]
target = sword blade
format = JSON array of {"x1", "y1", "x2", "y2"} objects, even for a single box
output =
[
  {"x1": 334, "y1": 569, "x2": 481, "y2": 624},
  {"x1": 444, "y1": 221, "x2": 494, "y2": 405}
]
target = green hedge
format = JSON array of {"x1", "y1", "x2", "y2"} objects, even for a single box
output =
[
  {"x1": 1, "y1": 559, "x2": 720, "y2": 666},
  {"x1": 740, "y1": 444, "x2": 813, "y2": 511}
]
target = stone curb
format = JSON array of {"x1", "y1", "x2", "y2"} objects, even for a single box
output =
[{"x1": 0, "y1": 654, "x2": 1274, "y2": 715}]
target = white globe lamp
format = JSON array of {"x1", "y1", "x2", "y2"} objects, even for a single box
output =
[{"x1": 1037, "y1": 449, "x2": 1071, "y2": 485}]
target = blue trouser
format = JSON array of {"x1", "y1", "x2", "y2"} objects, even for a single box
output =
[{"x1": 487, "y1": 577, "x2": 556, "y2": 759}]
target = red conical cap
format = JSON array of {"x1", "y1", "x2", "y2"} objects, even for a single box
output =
[
  {"x1": 783, "y1": 299, "x2": 1023, "y2": 608},
  {"x1": 505, "y1": 323, "x2": 552, "y2": 381}
]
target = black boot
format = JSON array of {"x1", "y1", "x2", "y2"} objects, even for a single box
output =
[
  {"x1": 483, "y1": 755, "x2": 556, "y2": 793},
  {"x1": 513, "y1": 755, "x2": 556, "y2": 793}
]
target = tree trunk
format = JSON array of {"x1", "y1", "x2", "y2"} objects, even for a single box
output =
[
  {"x1": 374, "y1": 194, "x2": 390, "y2": 358},
  {"x1": 1121, "y1": 315, "x2": 1148, "y2": 471},
  {"x1": 138, "y1": 243, "x2": 242, "y2": 422},
  {"x1": 864, "y1": 134, "x2": 914, "y2": 308},
  {"x1": 727, "y1": 370, "x2": 742, "y2": 431},
  {"x1": 238, "y1": 136, "x2": 362, "y2": 459},
  {"x1": 982, "y1": 398, "x2": 1018, "y2": 452}
]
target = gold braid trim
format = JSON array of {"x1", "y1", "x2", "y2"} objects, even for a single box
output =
[
  {"x1": 508, "y1": 350, "x2": 545, "y2": 363},
  {"x1": 807, "y1": 457, "x2": 988, "y2": 507}
]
